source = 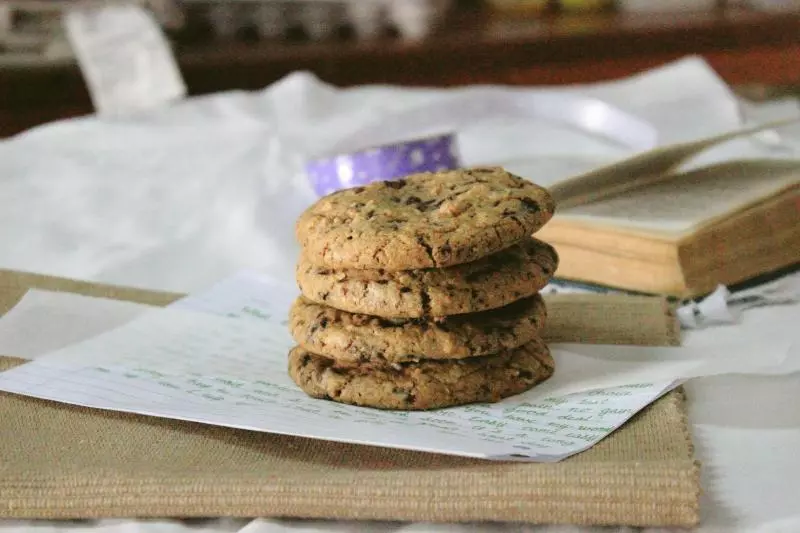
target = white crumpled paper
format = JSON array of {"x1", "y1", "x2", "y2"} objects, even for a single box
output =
[
  {"x1": 677, "y1": 271, "x2": 800, "y2": 329},
  {"x1": 0, "y1": 56, "x2": 780, "y2": 296}
]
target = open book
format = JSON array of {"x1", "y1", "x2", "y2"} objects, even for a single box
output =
[{"x1": 538, "y1": 120, "x2": 800, "y2": 298}]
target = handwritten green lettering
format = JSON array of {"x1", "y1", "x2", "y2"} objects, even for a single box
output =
[{"x1": 598, "y1": 408, "x2": 631, "y2": 417}]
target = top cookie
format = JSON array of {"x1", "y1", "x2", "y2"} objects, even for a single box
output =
[{"x1": 295, "y1": 167, "x2": 555, "y2": 270}]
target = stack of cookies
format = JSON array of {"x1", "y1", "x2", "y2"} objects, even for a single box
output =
[{"x1": 288, "y1": 167, "x2": 559, "y2": 410}]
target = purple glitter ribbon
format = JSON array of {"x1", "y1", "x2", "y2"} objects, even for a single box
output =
[{"x1": 306, "y1": 133, "x2": 461, "y2": 196}]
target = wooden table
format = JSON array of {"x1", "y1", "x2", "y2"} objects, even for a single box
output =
[{"x1": 2, "y1": 5, "x2": 800, "y2": 137}]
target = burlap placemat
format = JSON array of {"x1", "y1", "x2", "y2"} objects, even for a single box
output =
[{"x1": 0, "y1": 269, "x2": 699, "y2": 527}]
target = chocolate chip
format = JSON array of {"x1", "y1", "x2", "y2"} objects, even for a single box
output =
[
  {"x1": 420, "y1": 288, "x2": 431, "y2": 315},
  {"x1": 399, "y1": 287, "x2": 412, "y2": 293},
  {"x1": 519, "y1": 370, "x2": 534, "y2": 380},
  {"x1": 352, "y1": 187, "x2": 366, "y2": 194},
  {"x1": 316, "y1": 269, "x2": 331, "y2": 275},
  {"x1": 376, "y1": 318, "x2": 405, "y2": 328},
  {"x1": 366, "y1": 210, "x2": 375, "y2": 219},
  {"x1": 376, "y1": 280, "x2": 388, "y2": 285},
  {"x1": 319, "y1": 318, "x2": 328, "y2": 328},
  {"x1": 301, "y1": 354, "x2": 311, "y2": 365},
  {"x1": 416, "y1": 235, "x2": 434, "y2": 263},
  {"x1": 521, "y1": 198, "x2": 540, "y2": 212},
  {"x1": 404, "y1": 195, "x2": 422, "y2": 205},
  {"x1": 384, "y1": 180, "x2": 407, "y2": 189},
  {"x1": 417, "y1": 199, "x2": 438, "y2": 211},
  {"x1": 321, "y1": 292, "x2": 329, "y2": 301}
]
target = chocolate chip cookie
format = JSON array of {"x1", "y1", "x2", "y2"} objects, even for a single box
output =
[
  {"x1": 287, "y1": 338, "x2": 555, "y2": 410},
  {"x1": 295, "y1": 167, "x2": 555, "y2": 271},
  {"x1": 289, "y1": 294, "x2": 547, "y2": 364},
  {"x1": 296, "y1": 237, "x2": 558, "y2": 318}
]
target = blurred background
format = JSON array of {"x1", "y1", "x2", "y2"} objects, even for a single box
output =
[{"x1": 2, "y1": 0, "x2": 800, "y2": 138}]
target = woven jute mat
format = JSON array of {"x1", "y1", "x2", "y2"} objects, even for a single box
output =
[{"x1": 0, "y1": 269, "x2": 700, "y2": 527}]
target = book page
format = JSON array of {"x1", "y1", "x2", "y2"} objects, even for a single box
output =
[
  {"x1": 0, "y1": 273, "x2": 793, "y2": 462},
  {"x1": 558, "y1": 159, "x2": 799, "y2": 236},
  {"x1": 548, "y1": 118, "x2": 800, "y2": 210}
]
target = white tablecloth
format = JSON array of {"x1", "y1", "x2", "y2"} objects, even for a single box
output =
[{"x1": 1, "y1": 56, "x2": 799, "y2": 533}]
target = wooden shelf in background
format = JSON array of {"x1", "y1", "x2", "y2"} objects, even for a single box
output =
[{"x1": 2, "y1": 5, "x2": 800, "y2": 137}]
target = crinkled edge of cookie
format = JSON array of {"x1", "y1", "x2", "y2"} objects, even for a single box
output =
[
  {"x1": 296, "y1": 238, "x2": 558, "y2": 318},
  {"x1": 289, "y1": 294, "x2": 547, "y2": 363},
  {"x1": 287, "y1": 339, "x2": 555, "y2": 411}
]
